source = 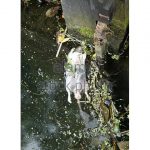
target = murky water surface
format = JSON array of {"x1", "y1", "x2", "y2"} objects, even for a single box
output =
[{"x1": 21, "y1": 2, "x2": 128, "y2": 149}]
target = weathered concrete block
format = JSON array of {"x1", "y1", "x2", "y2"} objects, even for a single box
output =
[
  {"x1": 61, "y1": 0, "x2": 115, "y2": 30},
  {"x1": 61, "y1": 0, "x2": 129, "y2": 53}
]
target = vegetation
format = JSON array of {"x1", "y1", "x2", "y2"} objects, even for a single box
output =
[{"x1": 78, "y1": 27, "x2": 94, "y2": 39}]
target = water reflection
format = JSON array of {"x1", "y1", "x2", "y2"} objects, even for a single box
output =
[{"x1": 23, "y1": 137, "x2": 41, "y2": 150}]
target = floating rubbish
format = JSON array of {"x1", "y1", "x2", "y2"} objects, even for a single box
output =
[{"x1": 104, "y1": 99, "x2": 111, "y2": 107}]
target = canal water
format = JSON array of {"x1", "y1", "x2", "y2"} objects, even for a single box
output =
[{"x1": 21, "y1": 1, "x2": 129, "y2": 149}]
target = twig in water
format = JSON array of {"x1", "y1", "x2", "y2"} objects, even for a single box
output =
[
  {"x1": 66, "y1": 34, "x2": 82, "y2": 43},
  {"x1": 121, "y1": 130, "x2": 129, "y2": 136}
]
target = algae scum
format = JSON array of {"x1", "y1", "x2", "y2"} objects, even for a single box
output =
[{"x1": 21, "y1": 1, "x2": 129, "y2": 149}]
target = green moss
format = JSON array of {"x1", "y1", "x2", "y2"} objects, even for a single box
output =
[
  {"x1": 67, "y1": 27, "x2": 94, "y2": 44},
  {"x1": 112, "y1": 19, "x2": 126, "y2": 30},
  {"x1": 106, "y1": 1, "x2": 128, "y2": 52},
  {"x1": 108, "y1": 19, "x2": 127, "y2": 51},
  {"x1": 109, "y1": 0, "x2": 129, "y2": 38},
  {"x1": 78, "y1": 27, "x2": 94, "y2": 39}
]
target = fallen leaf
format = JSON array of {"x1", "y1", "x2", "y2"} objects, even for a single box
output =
[
  {"x1": 118, "y1": 141, "x2": 129, "y2": 150},
  {"x1": 45, "y1": 6, "x2": 60, "y2": 18},
  {"x1": 92, "y1": 53, "x2": 96, "y2": 60},
  {"x1": 62, "y1": 38, "x2": 70, "y2": 43},
  {"x1": 57, "y1": 34, "x2": 65, "y2": 43}
]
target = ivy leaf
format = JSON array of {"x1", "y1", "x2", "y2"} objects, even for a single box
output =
[
  {"x1": 92, "y1": 53, "x2": 96, "y2": 60},
  {"x1": 111, "y1": 55, "x2": 120, "y2": 60}
]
